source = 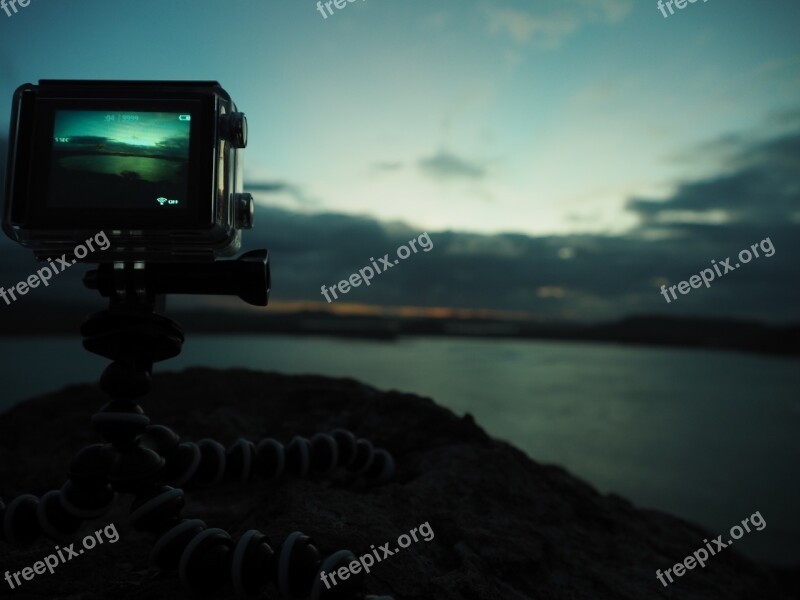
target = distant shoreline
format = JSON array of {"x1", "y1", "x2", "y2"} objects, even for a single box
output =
[{"x1": 1, "y1": 304, "x2": 798, "y2": 357}]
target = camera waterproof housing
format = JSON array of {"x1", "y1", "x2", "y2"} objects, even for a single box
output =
[{"x1": 3, "y1": 80, "x2": 254, "y2": 262}]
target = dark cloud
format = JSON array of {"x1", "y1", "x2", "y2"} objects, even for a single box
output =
[
  {"x1": 155, "y1": 136, "x2": 190, "y2": 154},
  {"x1": 246, "y1": 124, "x2": 800, "y2": 322},
  {"x1": 768, "y1": 107, "x2": 800, "y2": 127},
  {"x1": 247, "y1": 180, "x2": 321, "y2": 208},
  {"x1": 236, "y1": 212, "x2": 797, "y2": 323},
  {"x1": 418, "y1": 151, "x2": 486, "y2": 181},
  {"x1": 1, "y1": 124, "x2": 798, "y2": 325},
  {"x1": 629, "y1": 130, "x2": 800, "y2": 228},
  {"x1": 246, "y1": 182, "x2": 286, "y2": 193}
]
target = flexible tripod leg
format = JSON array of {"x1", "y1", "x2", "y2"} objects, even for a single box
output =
[{"x1": 1, "y1": 303, "x2": 396, "y2": 599}]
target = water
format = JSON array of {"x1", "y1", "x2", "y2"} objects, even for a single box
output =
[{"x1": 1, "y1": 335, "x2": 798, "y2": 565}]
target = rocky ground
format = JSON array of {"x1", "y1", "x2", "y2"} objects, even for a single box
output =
[{"x1": 0, "y1": 367, "x2": 796, "y2": 599}]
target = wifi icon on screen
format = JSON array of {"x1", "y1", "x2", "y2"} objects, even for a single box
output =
[{"x1": 156, "y1": 197, "x2": 167, "y2": 206}]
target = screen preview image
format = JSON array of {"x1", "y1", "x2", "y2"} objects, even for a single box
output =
[{"x1": 47, "y1": 110, "x2": 191, "y2": 209}]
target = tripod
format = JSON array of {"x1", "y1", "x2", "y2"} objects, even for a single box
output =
[{"x1": 0, "y1": 251, "x2": 396, "y2": 599}]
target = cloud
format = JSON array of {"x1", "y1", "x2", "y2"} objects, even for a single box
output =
[
  {"x1": 487, "y1": 8, "x2": 579, "y2": 47},
  {"x1": 768, "y1": 107, "x2": 800, "y2": 127},
  {"x1": 418, "y1": 151, "x2": 486, "y2": 181},
  {"x1": 234, "y1": 209, "x2": 797, "y2": 325},
  {"x1": 486, "y1": 0, "x2": 634, "y2": 48},
  {"x1": 1, "y1": 122, "x2": 798, "y2": 325},
  {"x1": 246, "y1": 181, "x2": 286, "y2": 193},
  {"x1": 246, "y1": 180, "x2": 321, "y2": 209},
  {"x1": 241, "y1": 123, "x2": 800, "y2": 323},
  {"x1": 629, "y1": 130, "x2": 800, "y2": 228},
  {"x1": 371, "y1": 161, "x2": 404, "y2": 173},
  {"x1": 585, "y1": 0, "x2": 635, "y2": 23}
]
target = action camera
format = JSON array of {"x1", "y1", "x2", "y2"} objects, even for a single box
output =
[{"x1": 3, "y1": 80, "x2": 254, "y2": 262}]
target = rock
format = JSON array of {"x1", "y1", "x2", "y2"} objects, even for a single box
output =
[{"x1": 0, "y1": 367, "x2": 794, "y2": 599}]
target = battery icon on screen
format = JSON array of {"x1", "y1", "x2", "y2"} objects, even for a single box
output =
[{"x1": 179, "y1": 115, "x2": 191, "y2": 121}]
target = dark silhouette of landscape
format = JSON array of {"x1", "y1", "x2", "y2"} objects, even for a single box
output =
[{"x1": 1, "y1": 300, "x2": 797, "y2": 356}]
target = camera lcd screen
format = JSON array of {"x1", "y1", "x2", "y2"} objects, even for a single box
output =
[{"x1": 46, "y1": 110, "x2": 191, "y2": 210}]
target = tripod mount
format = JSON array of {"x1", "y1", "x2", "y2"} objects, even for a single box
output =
[{"x1": 0, "y1": 250, "x2": 397, "y2": 600}]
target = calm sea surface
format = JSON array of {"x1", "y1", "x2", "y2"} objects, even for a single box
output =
[{"x1": 1, "y1": 335, "x2": 798, "y2": 565}]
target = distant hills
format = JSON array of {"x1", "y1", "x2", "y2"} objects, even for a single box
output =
[
  {"x1": 178, "y1": 310, "x2": 800, "y2": 356},
  {"x1": 2, "y1": 302, "x2": 798, "y2": 356}
]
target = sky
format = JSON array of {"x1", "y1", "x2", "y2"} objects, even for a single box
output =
[
  {"x1": 0, "y1": 0, "x2": 799, "y2": 323},
  {"x1": 53, "y1": 111, "x2": 190, "y2": 153}
]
